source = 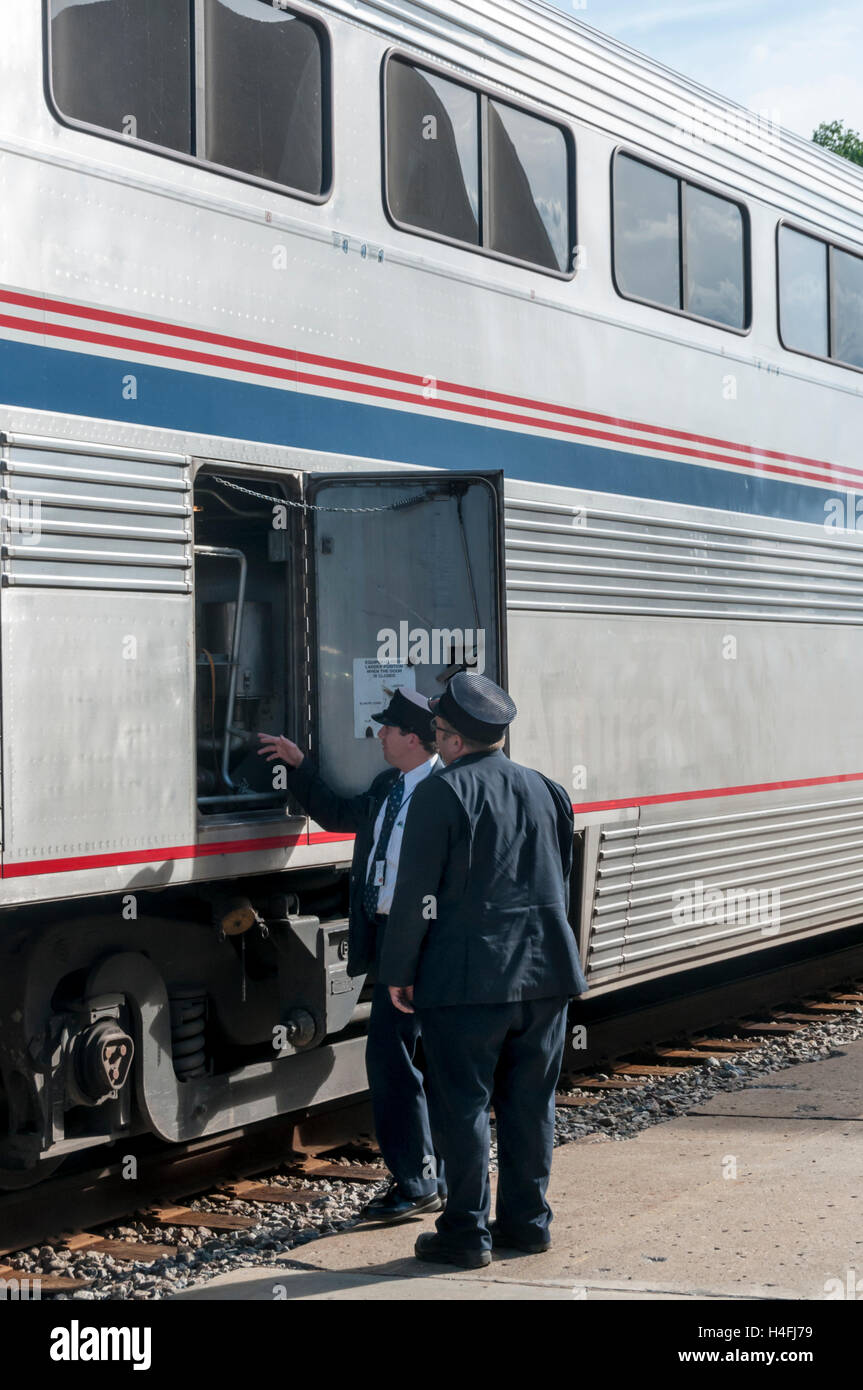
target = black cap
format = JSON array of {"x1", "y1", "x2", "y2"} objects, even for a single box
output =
[
  {"x1": 371, "y1": 687, "x2": 434, "y2": 741},
  {"x1": 431, "y1": 672, "x2": 516, "y2": 743}
]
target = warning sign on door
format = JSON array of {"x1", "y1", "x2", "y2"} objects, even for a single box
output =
[{"x1": 353, "y1": 659, "x2": 417, "y2": 740}]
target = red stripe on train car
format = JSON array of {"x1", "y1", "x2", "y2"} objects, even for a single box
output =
[
  {"x1": 3, "y1": 772, "x2": 863, "y2": 876},
  {"x1": 0, "y1": 287, "x2": 856, "y2": 485},
  {"x1": 1, "y1": 306, "x2": 859, "y2": 490},
  {"x1": 1, "y1": 832, "x2": 306, "y2": 878},
  {"x1": 572, "y1": 770, "x2": 863, "y2": 813}
]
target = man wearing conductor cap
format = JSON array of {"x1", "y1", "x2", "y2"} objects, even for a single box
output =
[
  {"x1": 381, "y1": 671, "x2": 587, "y2": 1269},
  {"x1": 257, "y1": 686, "x2": 445, "y2": 1224}
]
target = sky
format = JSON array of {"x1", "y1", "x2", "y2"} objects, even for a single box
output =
[{"x1": 547, "y1": 0, "x2": 863, "y2": 142}]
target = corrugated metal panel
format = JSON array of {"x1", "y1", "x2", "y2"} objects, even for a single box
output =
[
  {"x1": 505, "y1": 496, "x2": 863, "y2": 623},
  {"x1": 0, "y1": 435, "x2": 192, "y2": 592},
  {"x1": 587, "y1": 795, "x2": 863, "y2": 982}
]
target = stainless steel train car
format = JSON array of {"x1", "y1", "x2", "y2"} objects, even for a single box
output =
[{"x1": 0, "y1": 0, "x2": 861, "y2": 1183}]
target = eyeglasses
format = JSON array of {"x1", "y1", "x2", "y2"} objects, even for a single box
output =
[{"x1": 430, "y1": 718, "x2": 458, "y2": 739}]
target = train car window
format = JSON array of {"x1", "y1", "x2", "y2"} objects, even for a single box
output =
[
  {"x1": 613, "y1": 155, "x2": 680, "y2": 308},
  {"x1": 49, "y1": 0, "x2": 192, "y2": 153},
  {"x1": 613, "y1": 153, "x2": 749, "y2": 331},
  {"x1": 203, "y1": 0, "x2": 326, "y2": 195},
  {"x1": 778, "y1": 226, "x2": 829, "y2": 359},
  {"x1": 384, "y1": 56, "x2": 574, "y2": 275},
  {"x1": 831, "y1": 247, "x2": 863, "y2": 369},
  {"x1": 487, "y1": 101, "x2": 569, "y2": 272},
  {"x1": 684, "y1": 184, "x2": 745, "y2": 329},
  {"x1": 385, "y1": 58, "x2": 480, "y2": 245}
]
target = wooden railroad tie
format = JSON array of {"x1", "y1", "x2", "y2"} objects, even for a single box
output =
[
  {"x1": 800, "y1": 1000, "x2": 856, "y2": 1012},
  {"x1": 139, "y1": 1204, "x2": 255, "y2": 1230},
  {"x1": 611, "y1": 1063, "x2": 692, "y2": 1076},
  {"x1": 220, "y1": 1180, "x2": 332, "y2": 1205},
  {"x1": 648, "y1": 1049, "x2": 721, "y2": 1063},
  {"x1": 283, "y1": 1161, "x2": 386, "y2": 1183},
  {"x1": 554, "y1": 1094, "x2": 603, "y2": 1107},
  {"x1": 737, "y1": 1022, "x2": 806, "y2": 1034},
  {"x1": 578, "y1": 1078, "x2": 648, "y2": 1090},
  {"x1": 0, "y1": 1261, "x2": 92, "y2": 1292},
  {"x1": 59, "y1": 1233, "x2": 177, "y2": 1262},
  {"x1": 775, "y1": 1012, "x2": 845, "y2": 1023}
]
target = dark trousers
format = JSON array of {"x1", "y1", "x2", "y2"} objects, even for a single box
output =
[
  {"x1": 419, "y1": 996, "x2": 570, "y2": 1252},
  {"x1": 365, "y1": 981, "x2": 445, "y2": 1200}
]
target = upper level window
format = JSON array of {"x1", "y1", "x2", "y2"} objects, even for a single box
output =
[
  {"x1": 385, "y1": 61, "x2": 480, "y2": 245},
  {"x1": 832, "y1": 246, "x2": 863, "y2": 369},
  {"x1": 49, "y1": 0, "x2": 192, "y2": 153},
  {"x1": 487, "y1": 100, "x2": 570, "y2": 272},
  {"x1": 385, "y1": 56, "x2": 574, "y2": 276},
  {"x1": 612, "y1": 152, "x2": 748, "y2": 331},
  {"x1": 203, "y1": 0, "x2": 325, "y2": 194},
  {"x1": 779, "y1": 225, "x2": 863, "y2": 370},
  {"x1": 48, "y1": 0, "x2": 330, "y2": 201},
  {"x1": 778, "y1": 227, "x2": 828, "y2": 358}
]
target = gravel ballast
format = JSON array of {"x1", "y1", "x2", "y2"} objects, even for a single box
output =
[{"x1": 14, "y1": 1007, "x2": 863, "y2": 1300}]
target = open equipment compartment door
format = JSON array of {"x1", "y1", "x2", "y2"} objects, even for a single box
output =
[{"x1": 306, "y1": 469, "x2": 506, "y2": 796}]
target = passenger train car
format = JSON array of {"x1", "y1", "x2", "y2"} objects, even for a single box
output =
[{"x1": 0, "y1": 0, "x2": 861, "y2": 1182}]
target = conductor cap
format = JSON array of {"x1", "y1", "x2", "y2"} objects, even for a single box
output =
[
  {"x1": 371, "y1": 686, "x2": 434, "y2": 741},
  {"x1": 431, "y1": 672, "x2": 516, "y2": 743}
]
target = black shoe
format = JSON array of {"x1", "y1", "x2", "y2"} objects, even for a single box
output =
[
  {"x1": 414, "y1": 1232, "x2": 491, "y2": 1269},
  {"x1": 361, "y1": 1187, "x2": 442, "y2": 1225},
  {"x1": 489, "y1": 1221, "x2": 551, "y2": 1255}
]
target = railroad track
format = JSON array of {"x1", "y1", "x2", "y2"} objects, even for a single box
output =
[
  {"x1": 557, "y1": 982, "x2": 863, "y2": 1104},
  {"x1": 2, "y1": 951, "x2": 863, "y2": 1295}
]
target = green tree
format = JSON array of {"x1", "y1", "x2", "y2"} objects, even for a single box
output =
[{"x1": 812, "y1": 120, "x2": 863, "y2": 167}]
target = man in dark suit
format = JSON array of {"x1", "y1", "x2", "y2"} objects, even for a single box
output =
[
  {"x1": 380, "y1": 672, "x2": 587, "y2": 1268},
  {"x1": 257, "y1": 687, "x2": 445, "y2": 1223}
]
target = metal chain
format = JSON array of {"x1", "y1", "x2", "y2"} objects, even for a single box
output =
[{"x1": 212, "y1": 475, "x2": 419, "y2": 514}]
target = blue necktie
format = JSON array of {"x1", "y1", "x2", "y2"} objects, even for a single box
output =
[{"x1": 362, "y1": 775, "x2": 405, "y2": 919}]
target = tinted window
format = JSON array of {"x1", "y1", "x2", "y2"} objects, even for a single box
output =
[
  {"x1": 487, "y1": 101, "x2": 569, "y2": 272},
  {"x1": 685, "y1": 185, "x2": 745, "y2": 329},
  {"x1": 204, "y1": 0, "x2": 325, "y2": 194},
  {"x1": 386, "y1": 60, "x2": 480, "y2": 245},
  {"x1": 779, "y1": 227, "x2": 829, "y2": 358},
  {"x1": 613, "y1": 155, "x2": 680, "y2": 309},
  {"x1": 50, "y1": 0, "x2": 191, "y2": 153},
  {"x1": 832, "y1": 247, "x2": 863, "y2": 369}
]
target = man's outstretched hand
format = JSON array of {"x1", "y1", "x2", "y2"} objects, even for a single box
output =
[{"x1": 257, "y1": 733, "x2": 305, "y2": 768}]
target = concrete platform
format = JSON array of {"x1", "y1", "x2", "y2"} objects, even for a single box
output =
[{"x1": 174, "y1": 1040, "x2": 863, "y2": 1301}]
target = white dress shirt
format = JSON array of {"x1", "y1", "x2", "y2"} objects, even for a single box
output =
[{"x1": 366, "y1": 755, "x2": 439, "y2": 915}]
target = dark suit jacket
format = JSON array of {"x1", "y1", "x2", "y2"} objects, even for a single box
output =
[
  {"x1": 285, "y1": 760, "x2": 401, "y2": 976},
  {"x1": 379, "y1": 749, "x2": 588, "y2": 1007}
]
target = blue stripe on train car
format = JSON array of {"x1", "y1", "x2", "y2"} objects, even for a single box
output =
[{"x1": 0, "y1": 335, "x2": 847, "y2": 530}]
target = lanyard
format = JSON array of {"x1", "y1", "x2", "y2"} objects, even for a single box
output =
[{"x1": 371, "y1": 763, "x2": 435, "y2": 861}]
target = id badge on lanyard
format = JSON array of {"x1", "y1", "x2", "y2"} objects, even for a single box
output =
[{"x1": 373, "y1": 860, "x2": 386, "y2": 888}]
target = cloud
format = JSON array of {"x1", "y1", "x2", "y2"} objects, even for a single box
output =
[
  {"x1": 746, "y1": 76, "x2": 863, "y2": 140},
  {"x1": 555, "y1": 0, "x2": 863, "y2": 137},
  {"x1": 584, "y1": 0, "x2": 757, "y2": 38}
]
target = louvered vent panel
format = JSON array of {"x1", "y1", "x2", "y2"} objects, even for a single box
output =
[
  {"x1": 505, "y1": 496, "x2": 863, "y2": 623},
  {"x1": 1, "y1": 435, "x2": 192, "y2": 593},
  {"x1": 587, "y1": 796, "x2": 863, "y2": 982}
]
